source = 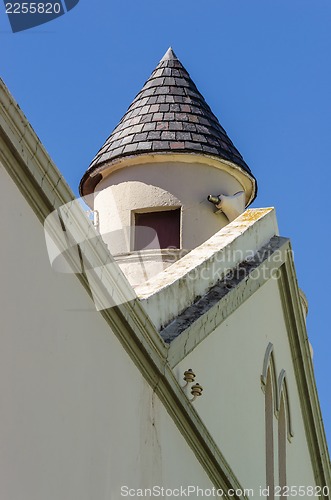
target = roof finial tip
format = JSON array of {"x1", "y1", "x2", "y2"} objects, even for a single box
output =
[{"x1": 161, "y1": 47, "x2": 177, "y2": 62}]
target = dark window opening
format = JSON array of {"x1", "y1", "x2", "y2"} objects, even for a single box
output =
[{"x1": 134, "y1": 209, "x2": 180, "y2": 251}]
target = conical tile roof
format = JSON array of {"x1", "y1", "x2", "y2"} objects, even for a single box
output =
[{"x1": 80, "y1": 48, "x2": 256, "y2": 197}]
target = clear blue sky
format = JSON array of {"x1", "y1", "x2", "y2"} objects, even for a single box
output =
[{"x1": 1, "y1": 0, "x2": 330, "y2": 450}]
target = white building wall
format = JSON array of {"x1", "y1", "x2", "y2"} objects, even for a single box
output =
[
  {"x1": 0, "y1": 164, "x2": 213, "y2": 500},
  {"x1": 176, "y1": 278, "x2": 316, "y2": 496}
]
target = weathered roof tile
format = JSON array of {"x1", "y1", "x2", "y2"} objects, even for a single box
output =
[
  {"x1": 142, "y1": 122, "x2": 157, "y2": 131},
  {"x1": 139, "y1": 114, "x2": 153, "y2": 123},
  {"x1": 182, "y1": 122, "x2": 197, "y2": 132},
  {"x1": 161, "y1": 131, "x2": 176, "y2": 140},
  {"x1": 156, "y1": 95, "x2": 166, "y2": 104},
  {"x1": 148, "y1": 131, "x2": 162, "y2": 140},
  {"x1": 155, "y1": 122, "x2": 169, "y2": 131},
  {"x1": 123, "y1": 144, "x2": 138, "y2": 153},
  {"x1": 159, "y1": 104, "x2": 170, "y2": 112},
  {"x1": 136, "y1": 141, "x2": 153, "y2": 151},
  {"x1": 170, "y1": 141, "x2": 185, "y2": 149},
  {"x1": 153, "y1": 141, "x2": 169, "y2": 150},
  {"x1": 134, "y1": 132, "x2": 148, "y2": 142},
  {"x1": 177, "y1": 132, "x2": 192, "y2": 141},
  {"x1": 168, "y1": 122, "x2": 183, "y2": 131},
  {"x1": 164, "y1": 113, "x2": 175, "y2": 121}
]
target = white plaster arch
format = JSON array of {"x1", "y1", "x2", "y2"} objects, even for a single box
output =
[{"x1": 261, "y1": 342, "x2": 278, "y2": 415}]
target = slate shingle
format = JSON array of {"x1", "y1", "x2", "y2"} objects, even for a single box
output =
[{"x1": 80, "y1": 47, "x2": 255, "y2": 197}]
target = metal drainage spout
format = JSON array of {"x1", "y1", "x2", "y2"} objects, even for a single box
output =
[{"x1": 207, "y1": 195, "x2": 220, "y2": 205}]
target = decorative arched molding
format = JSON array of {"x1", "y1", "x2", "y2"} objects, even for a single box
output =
[
  {"x1": 261, "y1": 342, "x2": 274, "y2": 386},
  {"x1": 278, "y1": 369, "x2": 294, "y2": 440},
  {"x1": 261, "y1": 343, "x2": 278, "y2": 414},
  {"x1": 262, "y1": 343, "x2": 294, "y2": 497}
]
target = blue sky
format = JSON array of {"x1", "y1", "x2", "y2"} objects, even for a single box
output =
[{"x1": 1, "y1": 0, "x2": 330, "y2": 449}]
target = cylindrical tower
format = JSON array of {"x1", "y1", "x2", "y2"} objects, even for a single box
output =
[{"x1": 79, "y1": 48, "x2": 257, "y2": 286}]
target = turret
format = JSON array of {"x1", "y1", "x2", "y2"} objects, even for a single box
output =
[{"x1": 79, "y1": 48, "x2": 257, "y2": 286}]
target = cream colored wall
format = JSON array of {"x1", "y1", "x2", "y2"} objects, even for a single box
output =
[
  {"x1": 176, "y1": 278, "x2": 316, "y2": 495},
  {"x1": 0, "y1": 164, "x2": 214, "y2": 500},
  {"x1": 94, "y1": 161, "x2": 243, "y2": 252}
]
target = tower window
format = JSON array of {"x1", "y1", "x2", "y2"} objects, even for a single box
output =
[{"x1": 134, "y1": 209, "x2": 180, "y2": 251}]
